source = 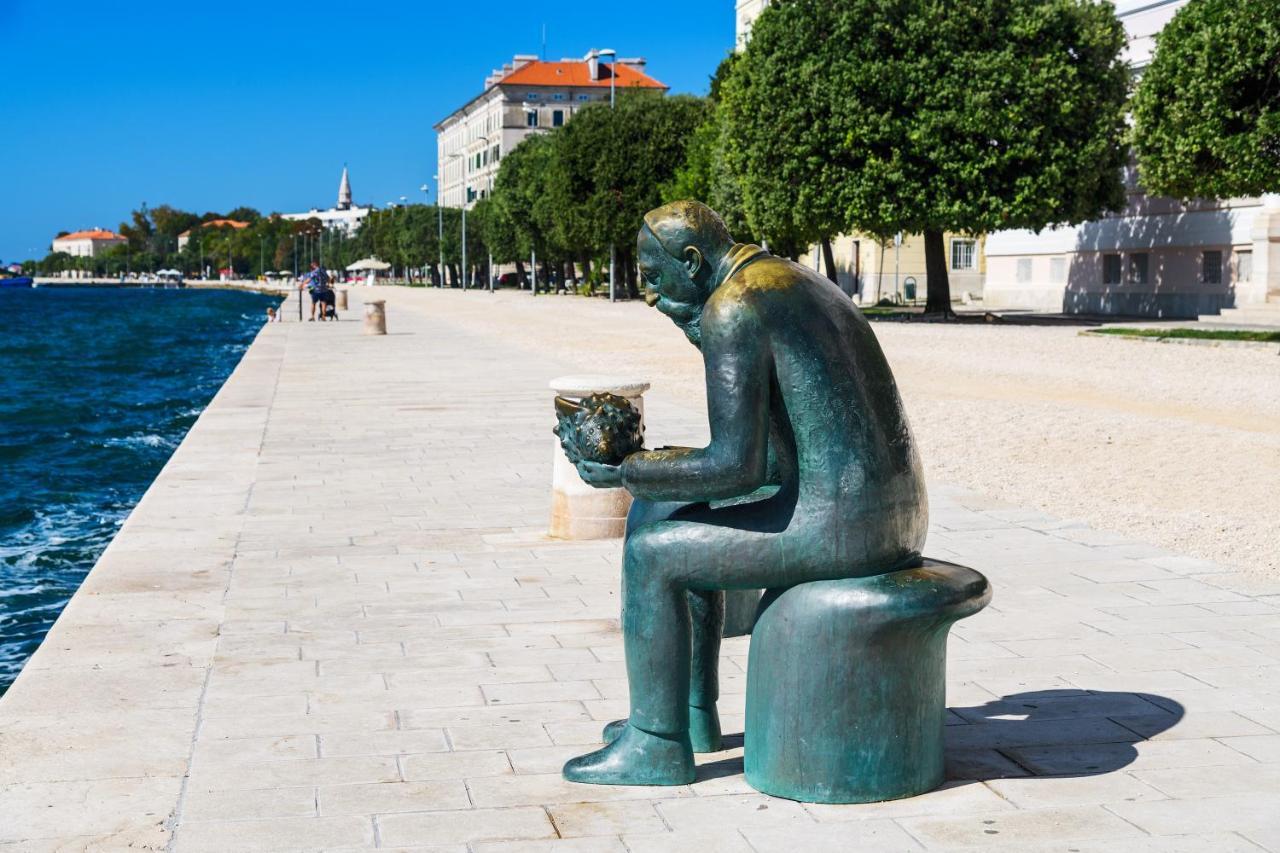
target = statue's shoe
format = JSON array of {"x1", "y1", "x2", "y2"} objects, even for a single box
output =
[
  {"x1": 564, "y1": 724, "x2": 695, "y2": 786},
  {"x1": 602, "y1": 705, "x2": 722, "y2": 753}
]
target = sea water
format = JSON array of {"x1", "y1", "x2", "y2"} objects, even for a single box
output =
[{"x1": 0, "y1": 287, "x2": 278, "y2": 694}]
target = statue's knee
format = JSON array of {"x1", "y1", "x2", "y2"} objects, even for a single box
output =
[{"x1": 623, "y1": 527, "x2": 675, "y2": 588}]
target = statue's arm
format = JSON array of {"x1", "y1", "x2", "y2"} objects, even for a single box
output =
[{"x1": 621, "y1": 303, "x2": 770, "y2": 502}]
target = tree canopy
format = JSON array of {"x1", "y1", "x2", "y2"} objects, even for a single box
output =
[
  {"x1": 1131, "y1": 0, "x2": 1280, "y2": 199},
  {"x1": 721, "y1": 0, "x2": 1130, "y2": 311}
]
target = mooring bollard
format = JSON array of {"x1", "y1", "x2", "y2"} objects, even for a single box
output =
[
  {"x1": 548, "y1": 375, "x2": 649, "y2": 539},
  {"x1": 337, "y1": 289, "x2": 348, "y2": 310},
  {"x1": 363, "y1": 300, "x2": 387, "y2": 335}
]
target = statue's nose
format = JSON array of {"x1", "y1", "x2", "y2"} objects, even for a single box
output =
[{"x1": 644, "y1": 288, "x2": 659, "y2": 307}]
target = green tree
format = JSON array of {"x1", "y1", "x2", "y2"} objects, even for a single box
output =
[
  {"x1": 225, "y1": 206, "x2": 263, "y2": 224},
  {"x1": 722, "y1": 0, "x2": 1130, "y2": 313},
  {"x1": 663, "y1": 53, "x2": 753, "y2": 245},
  {"x1": 552, "y1": 93, "x2": 710, "y2": 296},
  {"x1": 1131, "y1": 0, "x2": 1280, "y2": 199}
]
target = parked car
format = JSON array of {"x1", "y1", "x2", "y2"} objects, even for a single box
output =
[{"x1": 496, "y1": 272, "x2": 522, "y2": 289}]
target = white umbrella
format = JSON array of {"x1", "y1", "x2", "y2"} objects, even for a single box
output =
[{"x1": 346, "y1": 258, "x2": 392, "y2": 272}]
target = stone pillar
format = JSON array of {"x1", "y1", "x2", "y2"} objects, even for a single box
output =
[
  {"x1": 363, "y1": 300, "x2": 387, "y2": 335},
  {"x1": 337, "y1": 289, "x2": 348, "y2": 310},
  {"x1": 549, "y1": 376, "x2": 650, "y2": 540}
]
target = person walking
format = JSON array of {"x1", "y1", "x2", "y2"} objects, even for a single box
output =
[{"x1": 299, "y1": 261, "x2": 335, "y2": 321}]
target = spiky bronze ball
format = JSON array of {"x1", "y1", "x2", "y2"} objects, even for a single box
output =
[{"x1": 553, "y1": 392, "x2": 644, "y2": 466}]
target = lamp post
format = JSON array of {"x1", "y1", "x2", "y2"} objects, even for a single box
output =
[
  {"x1": 448, "y1": 152, "x2": 465, "y2": 289},
  {"x1": 477, "y1": 134, "x2": 493, "y2": 293},
  {"x1": 425, "y1": 181, "x2": 441, "y2": 286},
  {"x1": 399, "y1": 196, "x2": 408, "y2": 282},
  {"x1": 600, "y1": 48, "x2": 618, "y2": 303}
]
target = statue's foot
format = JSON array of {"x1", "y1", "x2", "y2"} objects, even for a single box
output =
[
  {"x1": 601, "y1": 705, "x2": 722, "y2": 753},
  {"x1": 564, "y1": 724, "x2": 694, "y2": 786}
]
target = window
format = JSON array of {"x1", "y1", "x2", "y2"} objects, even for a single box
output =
[
  {"x1": 526, "y1": 92, "x2": 540, "y2": 100},
  {"x1": 1016, "y1": 258, "x2": 1033, "y2": 283},
  {"x1": 491, "y1": 144, "x2": 501, "y2": 162},
  {"x1": 553, "y1": 93, "x2": 565, "y2": 101},
  {"x1": 1103, "y1": 254, "x2": 1122, "y2": 285},
  {"x1": 1128, "y1": 252, "x2": 1148, "y2": 285},
  {"x1": 1202, "y1": 250, "x2": 1222, "y2": 284},
  {"x1": 577, "y1": 94, "x2": 590, "y2": 101},
  {"x1": 1237, "y1": 251, "x2": 1252, "y2": 283},
  {"x1": 552, "y1": 109, "x2": 565, "y2": 127},
  {"x1": 526, "y1": 110, "x2": 538, "y2": 128},
  {"x1": 1049, "y1": 256, "x2": 1066, "y2": 283},
  {"x1": 950, "y1": 239, "x2": 976, "y2": 271}
]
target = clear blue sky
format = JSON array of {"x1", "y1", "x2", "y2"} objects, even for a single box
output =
[{"x1": 0, "y1": 1, "x2": 732, "y2": 263}]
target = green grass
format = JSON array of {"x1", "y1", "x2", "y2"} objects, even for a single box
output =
[{"x1": 1093, "y1": 327, "x2": 1280, "y2": 343}]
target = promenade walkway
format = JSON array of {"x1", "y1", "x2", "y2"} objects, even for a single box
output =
[{"x1": 2, "y1": 288, "x2": 1278, "y2": 852}]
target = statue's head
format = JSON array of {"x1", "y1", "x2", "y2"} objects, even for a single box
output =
[{"x1": 639, "y1": 201, "x2": 735, "y2": 346}]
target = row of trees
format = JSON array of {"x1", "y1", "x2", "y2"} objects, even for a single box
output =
[
  {"x1": 24, "y1": 0, "x2": 1273, "y2": 306},
  {"x1": 475, "y1": 0, "x2": 1274, "y2": 312},
  {"x1": 23, "y1": 203, "x2": 480, "y2": 285}
]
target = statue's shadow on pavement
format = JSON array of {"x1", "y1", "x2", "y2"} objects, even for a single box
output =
[{"x1": 698, "y1": 689, "x2": 1185, "y2": 785}]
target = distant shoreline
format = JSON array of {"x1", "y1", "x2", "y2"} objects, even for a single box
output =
[{"x1": 31, "y1": 278, "x2": 291, "y2": 296}]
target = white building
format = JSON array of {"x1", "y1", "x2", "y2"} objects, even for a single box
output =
[
  {"x1": 51, "y1": 228, "x2": 126, "y2": 257},
  {"x1": 434, "y1": 50, "x2": 667, "y2": 210},
  {"x1": 984, "y1": 0, "x2": 1280, "y2": 317},
  {"x1": 736, "y1": 0, "x2": 770, "y2": 51},
  {"x1": 282, "y1": 167, "x2": 373, "y2": 234}
]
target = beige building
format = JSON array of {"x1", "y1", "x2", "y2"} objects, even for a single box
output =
[
  {"x1": 50, "y1": 228, "x2": 126, "y2": 257},
  {"x1": 799, "y1": 234, "x2": 987, "y2": 304},
  {"x1": 984, "y1": 0, "x2": 1280, "y2": 317},
  {"x1": 434, "y1": 50, "x2": 666, "y2": 210}
]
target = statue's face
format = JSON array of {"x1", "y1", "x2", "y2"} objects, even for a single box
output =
[{"x1": 637, "y1": 228, "x2": 706, "y2": 343}]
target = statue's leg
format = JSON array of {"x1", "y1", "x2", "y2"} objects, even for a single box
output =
[
  {"x1": 686, "y1": 587, "x2": 724, "y2": 751},
  {"x1": 564, "y1": 521, "x2": 697, "y2": 786},
  {"x1": 604, "y1": 500, "x2": 723, "y2": 752}
]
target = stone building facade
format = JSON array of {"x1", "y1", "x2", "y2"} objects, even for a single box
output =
[
  {"x1": 50, "y1": 229, "x2": 126, "y2": 257},
  {"x1": 983, "y1": 0, "x2": 1280, "y2": 317},
  {"x1": 434, "y1": 50, "x2": 666, "y2": 211}
]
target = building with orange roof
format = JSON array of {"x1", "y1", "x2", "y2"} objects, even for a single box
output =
[
  {"x1": 50, "y1": 228, "x2": 127, "y2": 258},
  {"x1": 176, "y1": 219, "x2": 250, "y2": 250},
  {"x1": 434, "y1": 49, "x2": 666, "y2": 210}
]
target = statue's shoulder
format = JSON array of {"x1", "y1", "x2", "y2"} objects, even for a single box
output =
[{"x1": 715, "y1": 254, "x2": 808, "y2": 303}]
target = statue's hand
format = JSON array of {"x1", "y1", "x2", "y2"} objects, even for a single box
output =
[{"x1": 577, "y1": 461, "x2": 623, "y2": 489}]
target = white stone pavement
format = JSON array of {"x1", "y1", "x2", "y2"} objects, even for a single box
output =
[{"x1": 2, "y1": 287, "x2": 1279, "y2": 852}]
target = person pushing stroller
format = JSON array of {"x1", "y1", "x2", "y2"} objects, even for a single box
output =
[{"x1": 299, "y1": 261, "x2": 336, "y2": 321}]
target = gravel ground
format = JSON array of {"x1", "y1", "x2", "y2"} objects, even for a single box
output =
[{"x1": 388, "y1": 287, "x2": 1280, "y2": 576}]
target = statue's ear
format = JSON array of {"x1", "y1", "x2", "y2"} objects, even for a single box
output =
[{"x1": 683, "y1": 246, "x2": 703, "y2": 278}]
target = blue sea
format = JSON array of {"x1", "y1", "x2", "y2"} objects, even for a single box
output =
[{"x1": 0, "y1": 286, "x2": 278, "y2": 694}]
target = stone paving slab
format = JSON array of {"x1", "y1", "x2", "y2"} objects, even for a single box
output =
[{"x1": 1, "y1": 288, "x2": 1278, "y2": 851}]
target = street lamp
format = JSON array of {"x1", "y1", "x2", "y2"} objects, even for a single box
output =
[
  {"x1": 424, "y1": 181, "x2": 440, "y2": 286},
  {"x1": 600, "y1": 48, "x2": 618, "y2": 303},
  {"x1": 448, "y1": 152, "x2": 466, "y2": 289},
  {"x1": 477, "y1": 134, "x2": 494, "y2": 293},
  {"x1": 398, "y1": 196, "x2": 408, "y2": 282}
]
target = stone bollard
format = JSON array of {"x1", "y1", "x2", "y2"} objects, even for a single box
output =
[
  {"x1": 363, "y1": 300, "x2": 387, "y2": 335},
  {"x1": 549, "y1": 375, "x2": 649, "y2": 539},
  {"x1": 337, "y1": 289, "x2": 348, "y2": 310}
]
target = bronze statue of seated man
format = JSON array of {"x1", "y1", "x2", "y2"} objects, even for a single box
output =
[{"x1": 563, "y1": 201, "x2": 928, "y2": 786}]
